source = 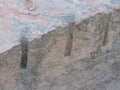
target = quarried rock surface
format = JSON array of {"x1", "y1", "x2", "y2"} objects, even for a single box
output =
[
  {"x1": 0, "y1": 1, "x2": 120, "y2": 90},
  {"x1": 0, "y1": 0, "x2": 120, "y2": 53}
]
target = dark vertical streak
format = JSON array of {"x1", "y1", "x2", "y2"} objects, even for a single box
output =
[
  {"x1": 63, "y1": 13, "x2": 75, "y2": 56},
  {"x1": 20, "y1": 36, "x2": 28, "y2": 69},
  {"x1": 102, "y1": 15, "x2": 111, "y2": 46},
  {"x1": 64, "y1": 23, "x2": 74, "y2": 56},
  {"x1": 102, "y1": 24, "x2": 109, "y2": 46},
  {"x1": 64, "y1": 32, "x2": 73, "y2": 56}
]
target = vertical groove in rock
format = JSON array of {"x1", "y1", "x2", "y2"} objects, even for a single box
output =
[
  {"x1": 18, "y1": 30, "x2": 30, "y2": 90},
  {"x1": 64, "y1": 23, "x2": 75, "y2": 56},
  {"x1": 20, "y1": 36, "x2": 28, "y2": 69},
  {"x1": 102, "y1": 14, "x2": 111, "y2": 46},
  {"x1": 64, "y1": 32, "x2": 73, "y2": 56},
  {"x1": 0, "y1": 6, "x2": 120, "y2": 90}
]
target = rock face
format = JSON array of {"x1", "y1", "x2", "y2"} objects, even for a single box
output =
[
  {"x1": 0, "y1": 0, "x2": 120, "y2": 53},
  {"x1": 0, "y1": 6, "x2": 120, "y2": 90}
]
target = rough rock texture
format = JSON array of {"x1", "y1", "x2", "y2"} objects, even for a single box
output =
[
  {"x1": 0, "y1": 6, "x2": 120, "y2": 90},
  {"x1": 0, "y1": 0, "x2": 120, "y2": 53}
]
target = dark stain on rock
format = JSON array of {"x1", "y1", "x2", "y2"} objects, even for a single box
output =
[{"x1": 20, "y1": 36, "x2": 29, "y2": 69}]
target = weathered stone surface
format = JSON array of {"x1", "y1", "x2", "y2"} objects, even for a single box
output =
[
  {"x1": 0, "y1": 0, "x2": 120, "y2": 53},
  {"x1": 0, "y1": 6, "x2": 120, "y2": 90}
]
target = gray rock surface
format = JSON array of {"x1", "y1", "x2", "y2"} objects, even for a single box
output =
[
  {"x1": 0, "y1": 0, "x2": 120, "y2": 53},
  {"x1": 0, "y1": 6, "x2": 120, "y2": 90}
]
